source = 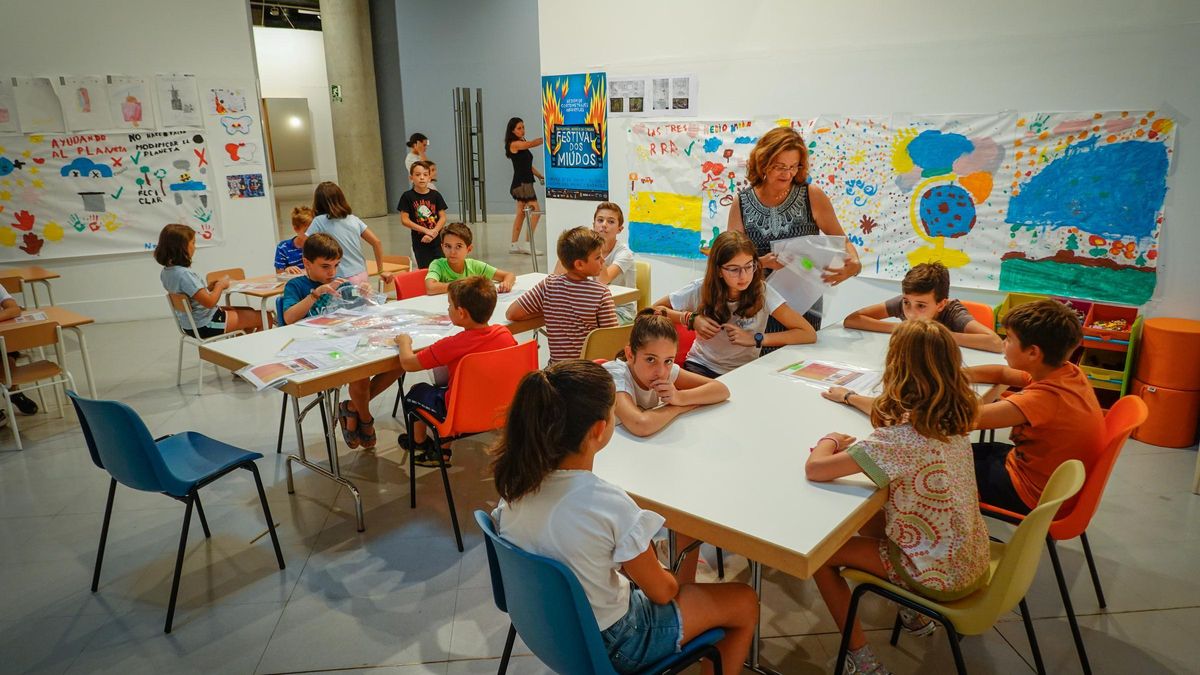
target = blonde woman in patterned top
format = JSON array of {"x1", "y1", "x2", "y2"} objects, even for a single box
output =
[{"x1": 806, "y1": 320, "x2": 987, "y2": 675}]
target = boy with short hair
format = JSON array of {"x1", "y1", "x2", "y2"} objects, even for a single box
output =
[
  {"x1": 425, "y1": 222, "x2": 516, "y2": 295},
  {"x1": 282, "y1": 233, "x2": 397, "y2": 450},
  {"x1": 506, "y1": 227, "x2": 618, "y2": 363},
  {"x1": 275, "y1": 206, "x2": 313, "y2": 274},
  {"x1": 844, "y1": 262, "x2": 1002, "y2": 352},
  {"x1": 969, "y1": 299, "x2": 1104, "y2": 513},
  {"x1": 396, "y1": 276, "x2": 517, "y2": 466},
  {"x1": 398, "y1": 160, "x2": 448, "y2": 270},
  {"x1": 0, "y1": 283, "x2": 39, "y2": 428}
]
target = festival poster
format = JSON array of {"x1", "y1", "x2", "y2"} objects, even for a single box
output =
[{"x1": 541, "y1": 72, "x2": 607, "y2": 201}]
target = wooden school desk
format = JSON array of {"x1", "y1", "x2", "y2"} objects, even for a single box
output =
[
  {"x1": 0, "y1": 306, "x2": 99, "y2": 398},
  {"x1": 200, "y1": 273, "x2": 638, "y2": 531},
  {"x1": 0, "y1": 265, "x2": 61, "y2": 308},
  {"x1": 592, "y1": 326, "x2": 998, "y2": 672},
  {"x1": 228, "y1": 260, "x2": 412, "y2": 328}
]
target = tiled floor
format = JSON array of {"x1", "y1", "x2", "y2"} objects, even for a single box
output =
[{"x1": 2, "y1": 216, "x2": 1198, "y2": 673}]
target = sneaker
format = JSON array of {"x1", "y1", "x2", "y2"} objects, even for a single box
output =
[
  {"x1": 509, "y1": 242, "x2": 529, "y2": 255},
  {"x1": 844, "y1": 645, "x2": 892, "y2": 675},
  {"x1": 898, "y1": 607, "x2": 937, "y2": 637},
  {"x1": 10, "y1": 392, "x2": 37, "y2": 415}
]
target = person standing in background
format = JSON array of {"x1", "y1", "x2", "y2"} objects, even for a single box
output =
[
  {"x1": 405, "y1": 133, "x2": 429, "y2": 176},
  {"x1": 504, "y1": 117, "x2": 544, "y2": 255}
]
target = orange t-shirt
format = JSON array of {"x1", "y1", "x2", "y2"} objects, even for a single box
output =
[{"x1": 1004, "y1": 363, "x2": 1105, "y2": 508}]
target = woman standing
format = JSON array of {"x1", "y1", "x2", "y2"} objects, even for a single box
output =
[
  {"x1": 728, "y1": 127, "x2": 861, "y2": 329},
  {"x1": 404, "y1": 133, "x2": 428, "y2": 175},
  {"x1": 504, "y1": 117, "x2": 545, "y2": 255}
]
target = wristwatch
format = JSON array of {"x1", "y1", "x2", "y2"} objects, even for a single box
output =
[{"x1": 754, "y1": 332, "x2": 764, "y2": 349}]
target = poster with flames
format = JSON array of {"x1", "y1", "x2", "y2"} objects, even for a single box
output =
[{"x1": 541, "y1": 72, "x2": 607, "y2": 201}]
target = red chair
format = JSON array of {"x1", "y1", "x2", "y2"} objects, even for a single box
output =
[
  {"x1": 402, "y1": 340, "x2": 539, "y2": 551},
  {"x1": 675, "y1": 322, "x2": 696, "y2": 365},
  {"x1": 394, "y1": 269, "x2": 429, "y2": 300},
  {"x1": 960, "y1": 300, "x2": 995, "y2": 330},
  {"x1": 981, "y1": 395, "x2": 1148, "y2": 675}
]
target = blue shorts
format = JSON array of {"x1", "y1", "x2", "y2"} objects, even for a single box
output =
[
  {"x1": 601, "y1": 589, "x2": 683, "y2": 674},
  {"x1": 403, "y1": 382, "x2": 447, "y2": 422}
]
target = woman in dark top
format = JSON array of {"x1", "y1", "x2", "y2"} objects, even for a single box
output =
[
  {"x1": 505, "y1": 117, "x2": 545, "y2": 255},
  {"x1": 728, "y1": 126, "x2": 861, "y2": 329}
]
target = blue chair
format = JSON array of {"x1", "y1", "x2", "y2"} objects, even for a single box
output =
[
  {"x1": 69, "y1": 391, "x2": 286, "y2": 633},
  {"x1": 474, "y1": 510, "x2": 724, "y2": 675}
]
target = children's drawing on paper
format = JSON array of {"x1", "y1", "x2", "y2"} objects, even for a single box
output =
[
  {"x1": 107, "y1": 76, "x2": 154, "y2": 130},
  {"x1": 154, "y1": 74, "x2": 202, "y2": 128},
  {"x1": 11, "y1": 77, "x2": 65, "y2": 133},
  {"x1": 208, "y1": 88, "x2": 249, "y2": 115},
  {"x1": 59, "y1": 76, "x2": 113, "y2": 132}
]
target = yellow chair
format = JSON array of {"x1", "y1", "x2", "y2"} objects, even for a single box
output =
[
  {"x1": 580, "y1": 324, "x2": 634, "y2": 362},
  {"x1": 834, "y1": 460, "x2": 1086, "y2": 675},
  {"x1": 634, "y1": 260, "x2": 652, "y2": 311}
]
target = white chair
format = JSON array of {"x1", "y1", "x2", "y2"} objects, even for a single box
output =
[
  {"x1": 1, "y1": 321, "x2": 76, "y2": 450},
  {"x1": 167, "y1": 293, "x2": 245, "y2": 396}
]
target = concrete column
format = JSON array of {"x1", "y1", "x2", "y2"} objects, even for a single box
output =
[{"x1": 319, "y1": 0, "x2": 387, "y2": 217}]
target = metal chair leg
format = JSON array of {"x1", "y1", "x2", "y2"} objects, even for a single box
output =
[
  {"x1": 176, "y1": 338, "x2": 185, "y2": 386},
  {"x1": 1046, "y1": 537, "x2": 1092, "y2": 674},
  {"x1": 404, "y1": 407, "x2": 418, "y2": 508},
  {"x1": 889, "y1": 612, "x2": 903, "y2": 646},
  {"x1": 246, "y1": 462, "x2": 286, "y2": 570},
  {"x1": 833, "y1": 585, "x2": 867, "y2": 675},
  {"x1": 165, "y1": 495, "x2": 195, "y2": 633},
  {"x1": 1079, "y1": 532, "x2": 1106, "y2": 608},
  {"x1": 716, "y1": 547, "x2": 725, "y2": 579},
  {"x1": 1019, "y1": 597, "x2": 1047, "y2": 675},
  {"x1": 391, "y1": 372, "x2": 406, "y2": 418},
  {"x1": 944, "y1": 620, "x2": 968, "y2": 675},
  {"x1": 91, "y1": 478, "x2": 117, "y2": 592},
  {"x1": 276, "y1": 393, "x2": 288, "y2": 454},
  {"x1": 195, "y1": 348, "x2": 204, "y2": 396},
  {"x1": 497, "y1": 623, "x2": 516, "y2": 675},
  {"x1": 194, "y1": 493, "x2": 212, "y2": 538},
  {"x1": 430, "y1": 429, "x2": 464, "y2": 552}
]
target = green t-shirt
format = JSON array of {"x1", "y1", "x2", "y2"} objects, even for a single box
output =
[{"x1": 426, "y1": 257, "x2": 497, "y2": 283}]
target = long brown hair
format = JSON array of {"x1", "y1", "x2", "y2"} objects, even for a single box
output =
[
  {"x1": 699, "y1": 231, "x2": 764, "y2": 324},
  {"x1": 491, "y1": 360, "x2": 615, "y2": 502},
  {"x1": 746, "y1": 127, "x2": 810, "y2": 187},
  {"x1": 616, "y1": 307, "x2": 677, "y2": 361},
  {"x1": 312, "y1": 181, "x2": 352, "y2": 219},
  {"x1": 871, "y1": 320, "x2": 978, "y2": 442},
  {"x1": 153, "y1": 223, "x2": 194, "y2": 267}
]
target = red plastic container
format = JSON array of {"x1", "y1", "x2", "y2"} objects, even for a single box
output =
[{"x1": 1083, "y1": 303, "x2": 1138, "y2": 353}]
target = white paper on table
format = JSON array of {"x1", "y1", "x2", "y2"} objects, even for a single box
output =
[
  {"x1": 774, "y1": 359, "x2": 882, "y2": 395},
  {"x1": 295, "y1": 308, "x2": 367, "y2": 328},
  {"x1": 767, "y1": 235, "x2": 848, "y2": 318},
  {"x1": 276, "y1": 336, "x2": 361, "y2": 358},
  {"x1": 14, "y1": 311, "x2": 47, "y2": 323},
  {"x1": 236, "y1": 352, "x2": 352, "y2": 391},
  {"x1": 229, "y1": 281, "x2": 283, "y2": 293}
]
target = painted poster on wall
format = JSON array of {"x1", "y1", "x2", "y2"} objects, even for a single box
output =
[
  {"x1": 59, "y1": 76, "x2": 113, "y2": 132},
  {"x1": 541, "y1": 71, "x2": 608, "y2": 201},
  {"x1": 154, "y1": 74, "x2": 202, "y2": 128},
  {"x1": 0, "y1": 130, "x2": 219, "y2": 262},
  {"x1": 107, "y1": 75, "x2": 155, "y2": 130},
  {"x1": 624, "y1": 111, "x2": 1173, "y2": 304}
]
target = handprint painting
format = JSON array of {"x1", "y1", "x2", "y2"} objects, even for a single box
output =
[{"x1": 0, "y1": 130, "x2": 217, "y2": 261}]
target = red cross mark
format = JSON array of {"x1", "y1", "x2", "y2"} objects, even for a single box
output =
[
  {"x1": 194, "y1": 148, "x2": 207, "y2": 167},
  {"x1": 110, "y1": 156, "x2": 123, "y2": 168}
]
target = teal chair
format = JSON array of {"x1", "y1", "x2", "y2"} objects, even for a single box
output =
[
  {"x1": 69, "y1": 391, "x2": 285, "y2": 633},
  {"x1": 474, "y1": 510, "x2": 725, "y2": 674}
]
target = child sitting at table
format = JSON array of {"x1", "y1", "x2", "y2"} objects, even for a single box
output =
[
  {"x1": 491, "y1": 359, "x2": 759, "y2": 675},
  {"x1": 554, "y1": 202, "x2": 638, "y2": 324},
  {"x1": 967, "y1": 299, "x2": 1104, "y2": 514},
  {"x1": 654, "y1": 230, "x2": 815, "y2": 378},
  {"x1": 280, "y1": 233, "x2": 393, "y2": 450},
  {"x1": 843, "y1": 262, "x2": 1002, "y2": 352},
  {"x1": 0, "y1": 283, "x2": 40, "y2": 423},
  {"x1": 506, "y1": 227, "x2": 618, "y2": 363},
  {"x1": 275, "y1": 206, "x2": 313, "y2": 274},
  {"x1": 395, "y1": 275, "x2": 516, "y2": 466},
  {"x1": 307, "y1": 181, "x2": 392, "y2": 286},
  {"x1": 424, "y1": 222, "x2": 516, "y2": 295},
  {"x1": 809, "y1": 320, "x2": 988, "y2": 675},
  {"x1": 156, "y1": 223, "x2": 264, "y2": 338}
]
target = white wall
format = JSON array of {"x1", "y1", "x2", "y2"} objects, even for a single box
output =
[
  {"x1": 0, "y1": 0, "x2": 278, "y2": 322},
  {"x1": 253, "y1": 26, "x2": 338, "y2": 185},
  {"x1": 538, "y1": 0, "x2": 1200, "y2": 322}
]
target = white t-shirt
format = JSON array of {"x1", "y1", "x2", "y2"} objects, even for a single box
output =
[
  {"x1": 404, "y1": 151, "x2": 422, "y2": 174},
  {"x1": 306, "y1": 214, "x2": 368, "y2": 279},
  {"x1": 0, "y1": 284, "x2": 13, "y2": 304},
  {"x1": 669, "y1": 278, "x2": 785, "y2": 375},
  {"x1": 603, "y1": 241, "x2": 637, "y2": 322},
  {"x1": 493, "y1": 470, "x2": 664, "y2": 631},
  {"x1": 604, "y1": 359, "x2": 680, "y2": 413}
]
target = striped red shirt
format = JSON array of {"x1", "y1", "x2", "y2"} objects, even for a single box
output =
[{"x1": 514, "y1": 274, "x2": 617, "y2": 362}]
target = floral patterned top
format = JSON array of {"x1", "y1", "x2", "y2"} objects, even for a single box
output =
[{"x1": 847, "y1": 424, "x2": 990, "y2": 601}]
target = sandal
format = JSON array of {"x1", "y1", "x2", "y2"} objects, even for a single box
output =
[
  {"x1": 337, "y1": 401, "x2": 361, "y2": 449},
  {"x1": 358, "y1": 416, "x2": 377, "y2": 449},
  {"x1": 413, "y1": 443, "x2": 452, "y2": 468}
]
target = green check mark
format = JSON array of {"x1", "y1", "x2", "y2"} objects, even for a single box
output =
[{"x1": 110, "y1": 186, "x2": 124, "y2": 199}]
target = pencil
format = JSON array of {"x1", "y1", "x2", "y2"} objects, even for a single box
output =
[{"x1": 280, "y1": 338, "x2": 295, "y2": 351}]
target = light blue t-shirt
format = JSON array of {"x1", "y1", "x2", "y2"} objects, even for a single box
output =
[
  {"x1": 160, "y1": 265, "x2": 215, "y2": 329},
  {"x1": 307, "y1": 214, "x2": 368, "y2": 278}
]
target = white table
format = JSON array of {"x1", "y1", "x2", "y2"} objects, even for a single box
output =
[
  {"x1": 200, "y1": 273, "x2": 639, "y2": 531},
  {"x1": 592, "y1": 326, "x2": 998, "y2": 671}
]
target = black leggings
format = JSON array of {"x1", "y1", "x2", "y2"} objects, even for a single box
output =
[{"x1": 972, "y1": 442, "x2": 1032, "y2": 514}]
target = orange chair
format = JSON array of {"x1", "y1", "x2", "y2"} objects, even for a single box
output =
[
  {"x1": 981, "y1": 395, "x2": 1148, "y2": 675},
  {"x1": 394, "y1": 269, "x2": 428, "y2": 300},
  {"x1": 960, "y1": 300, "x2": 995, "y2": 330},
  {"x1": 402, "y1": 340, "x2": 539, "y2": 551}
]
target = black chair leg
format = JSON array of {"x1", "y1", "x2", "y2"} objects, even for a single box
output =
[
  {"x1": 944, "y1": 620, "x2": 968, "y2": 675},
  {"x1": 1079, "y1": 531, "x2": 1106, "y2": 608},
  {"x1": 1047, "y1": 538, "x2": 1092, "y2": 675},
  {"x1": 318, "y1": 394, "x2": 330, "y2": 437},
  {"x1": 716, "y1": 547, "x2": 725, "y2": 579},
  {"x1": 431, "y1": 429, "x2": 464, "y2": 552},
  {"x1": 276, "y1": 393, "x2": 288, "y2": 454},
  {"x1": 1019, "y1": 597, "x2": 1047, "y2": 675},
  {"x1": 405, "y1": 409, "x2": 418, "y2": 509},
  {"x1": 834, "y1": 585, "x2": 867, "y2": 675},
  {"x1": 391, "y1": 372, "x2": 406, "y2": 418},
  {"x1": 165, "y1": 495, "x2": 195, "y2": 633},
  {"x1": 497, "y1": 623, "x2": 516, "y2": 675},
  {"x1": 194, "y1": 493, "x2": 212, "y2": 538},
  {"x1": 245, "y1": 463, "x2": 285, "y2": 570},
  {"x1": 889, "y1": 612, "x2": 903, "y2": 646},
  {"x1": 91, "y1": 478, "x2": 117, "y2": 592}
]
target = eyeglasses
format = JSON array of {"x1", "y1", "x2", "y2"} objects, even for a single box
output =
[
  {"x1": 768, "y1": 163, "x2": 801, "y2": 174},
  {"x1": 720, "y1": 261, "x2": 759, "y2": 276}
]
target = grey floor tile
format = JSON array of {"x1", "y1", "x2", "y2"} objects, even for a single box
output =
[
  {"x1": 0, "y1": 614, "x2": 110, "y2": 675},
  {"x1": 815, "y1": 625, "x2": 1035, "y2": 674},
  {"x1": 447, "y1": 586, "x2": 530, "y2": 660}
]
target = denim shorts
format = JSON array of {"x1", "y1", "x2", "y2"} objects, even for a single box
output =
[{"x1": 600, "y1": 589, "x2": 683, "y2": 674}]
